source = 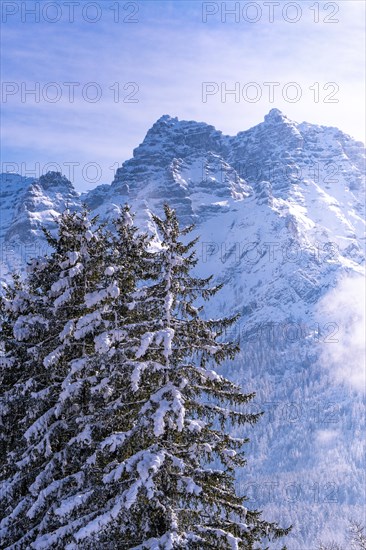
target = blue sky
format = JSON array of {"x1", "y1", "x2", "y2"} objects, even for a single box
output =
[{"x1": 1, "y1": 0, "x2": 365, "y2": 191}]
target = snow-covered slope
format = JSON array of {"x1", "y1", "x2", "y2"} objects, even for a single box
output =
[
  {"x1": 0, "y1": 171, "x2": 81, "y2": 279},
  {"x1": 1, "y1": 110, "x2": 365, "y2": 547}
]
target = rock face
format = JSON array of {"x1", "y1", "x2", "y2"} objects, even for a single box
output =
[
  {"x1": 1, "y1": 110, "x2": 365, "y2": 547},
  {"x1": 0, "y1": 171, "x2": 81, "y2": 278}
]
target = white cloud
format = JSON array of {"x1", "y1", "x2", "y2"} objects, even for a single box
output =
[
  {"x1": 1, "y1": 0, "x2": 365, "y2": 190},
  {"x1": 315, "y1": 429, "x2": 339, "y2": 446},
  {"x1": 316, "y1": 275, "x2": 366, "y2": 392}
]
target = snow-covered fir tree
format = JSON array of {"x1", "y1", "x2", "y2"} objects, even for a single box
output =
[
  {"x1": 0, "y1": 206, "x2": 158, "y2": 548},
  {"x1": 317, "y1": 520, "x2": 366, "y2": 550},
  {"x1": 0, "y1": 273, "x2": 31, "y2": 484},
  {"x1": 104, "y1": 205, "x2": 290, "y2": 548},
  {"x1": 0, "y1": 209, "x2": 120, "y2": 547},
  {"x1": 0, "y1": 205, "x2": 290, "y2": 549}
]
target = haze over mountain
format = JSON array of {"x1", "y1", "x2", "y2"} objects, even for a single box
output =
[{"x1": 1, "y1": 109, "x2": 365, "y2": 548}]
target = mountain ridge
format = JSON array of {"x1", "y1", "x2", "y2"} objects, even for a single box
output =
[{"x1": 0, "y1": 110, "x2": 365, "y2": 547}]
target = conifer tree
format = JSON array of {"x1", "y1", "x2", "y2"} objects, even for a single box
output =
[
  {"x1": 73, "y1": 204, "x2": 290, "y2": 549},
  {"x1": 317, "y1": 520, "x2": 366, "y2": 550},
  {"x1": 0, "y1": 274, "x2": 32, "y2": 483},
  {"x1": 0, "y1": 205, "x2": 290, "y2": 549},
  {"x1": 0, "y1": 206, "x2": 157, "y2": 548},
  {"x1": 0, "y1": 209, "x2": 118, "y2": 547}
]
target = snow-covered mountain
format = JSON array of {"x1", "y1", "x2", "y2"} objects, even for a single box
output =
[
  {"x1": 1, "y1": 109, "x2": 365, "y2": 548},
  {"x1": 0, "y1": 171, "x2": 80, "y2": 279}
]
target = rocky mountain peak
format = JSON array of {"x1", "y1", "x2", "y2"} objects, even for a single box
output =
[
  {"x1": 38, "y1": 171, "x2": 77, "y2": 194},
  {"x1": 263, "y1": 107, "x2": 291, "y2": 124}
]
